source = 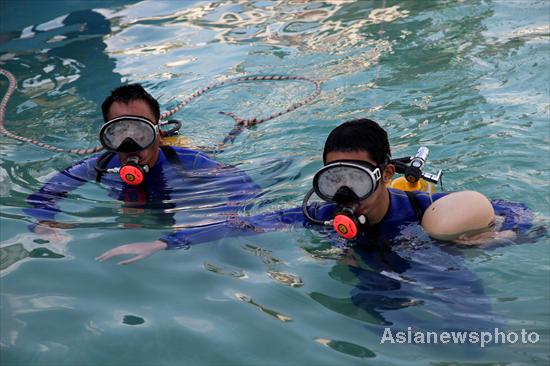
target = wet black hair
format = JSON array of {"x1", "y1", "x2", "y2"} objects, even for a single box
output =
[
  {"x1": 101, "y1": 84, "x2": 160, "y2": 122},
  {"x1": 323, "y1": 118, "x2": 391, "y2": 165}
]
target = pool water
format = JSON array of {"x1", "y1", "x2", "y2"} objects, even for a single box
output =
[{"x1": 1, "y1": 1, "x2": 549, "y2": 365}]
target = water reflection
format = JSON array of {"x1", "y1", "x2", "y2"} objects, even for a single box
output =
[
  {"x1": 203, "y1": 261, "x2": 248, "y2": 279},
  {"x1": 0, "y1": 7, "x2": 123, "y2": 148},
  {"x1": 0, "y1": 235, "x2": 68, "y2": 277},
  {"x1": 308, "y1": 231, "x2": 501, "y2": 335},
  {"x1": 235, "y1": 292, "x2": 292, "y2": 322},
  {"x1": 314, "y1": 337, "x2": 376, "y2": 358},
  {"x1": 99, "y1": 0, "x2": 404, "y2": 84}
]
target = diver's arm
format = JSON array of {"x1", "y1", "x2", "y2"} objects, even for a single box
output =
[
  {"x1": 96, "y1": 203, "x2": 334, "y2": 264},
  {"x1": 96, "y1": 209, "x2": 307, "y2": 264},
  {"x1": 159, "y1": 206, "x2": 312, "y2": 249},
  {"x1": 161, "y1": 202, "x2": 335, "y2": 249},
  {"x1": 24, "y1": 157, "x2": 95, "y2": 228}
]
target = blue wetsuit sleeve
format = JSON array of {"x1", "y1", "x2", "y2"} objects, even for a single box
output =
[
  {"x1": 173, "y1": 148, "x2": 261, "y2": 207},
  {"x1": 160, "y1": 203, "x2": 334, "y2": 249},
  {"x1": 23, "y1": 158, "x2": 95, "y2": 223},
  {"x1": 491, "y1": 199, "x2": 534, "y2": 234}
]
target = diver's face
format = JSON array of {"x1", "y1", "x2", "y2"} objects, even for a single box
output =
[
  {"x1": 324, "y1": 150, "x2": 394, "y2": 219},
  {"x1": 106, "y1": 100, "x2": 161, "y2": 167}
]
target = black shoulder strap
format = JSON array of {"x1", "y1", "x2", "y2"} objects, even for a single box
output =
[
  {"x1": 405, "y1": 190, "x2": 424, "y2": 222},
  {"x1": 161, "y1": 145, "x2": 180, "y2": 165},
  {"x1": 95, "y1": 151, "x2": 115, "y2": 183}
]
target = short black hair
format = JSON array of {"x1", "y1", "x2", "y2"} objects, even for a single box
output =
[
  {"x1": 323, "y1": 118, "x2": 391, "y2": 165},
  {"x1": 101, "y1": 84, "x2": 160, "y2": 122}
]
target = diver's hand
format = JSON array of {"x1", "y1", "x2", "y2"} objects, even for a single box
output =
[{"x1": 96, "y1": 240, "x2": 167, "y2": 265}]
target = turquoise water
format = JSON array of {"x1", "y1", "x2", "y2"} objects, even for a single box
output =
[{"x1": 1, "y1": 0, "x2": 549, "y2": 365}]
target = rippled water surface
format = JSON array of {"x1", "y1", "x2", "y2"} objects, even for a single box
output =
[{"x1": 1, "y1": 1, "x2": 549, "y2": 365}]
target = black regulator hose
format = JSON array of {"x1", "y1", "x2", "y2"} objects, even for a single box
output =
[
  {"x1": 302, "y1": 188, "x2": 330, "y2": 226},
  {"x1": 161, "y1": 119, "x2": 182, "y2": 136},
  {"x1": 94, "y1": 151, "x2": 115, "y2": 173}
]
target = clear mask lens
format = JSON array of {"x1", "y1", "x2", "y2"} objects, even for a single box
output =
[
  {"x1": 99, "y1": 116, "x2": 158, "y2": 152},
  {"x1": 313, "y1": 161, "x2": 381, "y2": 202}
]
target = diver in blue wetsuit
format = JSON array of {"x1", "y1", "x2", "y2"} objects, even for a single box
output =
[
  {"x1": 98, "y1": 118, "x2": 534, "y2": 263},
  {"x1": 26, "y1": 84, "x2": 261, "y2": 263}
]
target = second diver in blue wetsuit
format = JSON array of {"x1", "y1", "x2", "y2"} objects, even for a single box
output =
[{"x1": 26, "y1": 84, "x2": 262, "y2": 264}]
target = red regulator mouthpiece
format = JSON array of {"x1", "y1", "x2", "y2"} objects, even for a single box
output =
[
  {"x1": 120, "y1": 164, "x2": 144, "y2": 185},
  {"x1": 333, "y1": 214, "x2": 359, "y2": 239}
]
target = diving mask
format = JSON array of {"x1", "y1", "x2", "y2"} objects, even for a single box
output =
[
  {"x1": 99, "y1": 115, "x2": 159, "y2": 153},
  {"x1": 313, "y1": 160, "x2": 382, "y2": 204}
]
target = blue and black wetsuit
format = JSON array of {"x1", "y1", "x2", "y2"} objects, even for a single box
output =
[{"x1": 25, "y1": 146, "x2": 262, "y2": 235}]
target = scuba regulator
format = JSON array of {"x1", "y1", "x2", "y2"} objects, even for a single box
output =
[{"x1": 109, "y1": 156, "x2": 150, "y2": 185}]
